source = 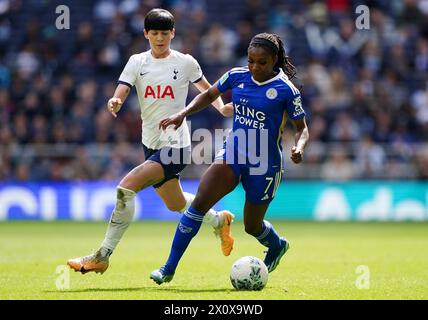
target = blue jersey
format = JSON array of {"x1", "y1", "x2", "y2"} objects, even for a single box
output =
[{"x1": 217, "y1": 66, "x2": 305, "y2": 170}]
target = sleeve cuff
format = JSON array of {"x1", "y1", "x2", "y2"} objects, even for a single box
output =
[
  {"x1": 192, "y1": 75, "x2": 204, "y2": 83},
  {"x1": 118, "y1": 80, "x2": 133, "y2": 88}
]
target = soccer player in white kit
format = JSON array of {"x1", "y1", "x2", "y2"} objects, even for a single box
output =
[{"x1": 67, "y1": 8, "x2": 235, "y2": 275}]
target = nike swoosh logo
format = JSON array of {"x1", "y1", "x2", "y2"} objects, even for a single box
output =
[{"x1": 140, "y1": 72, "x2": 149, "y2": 76}]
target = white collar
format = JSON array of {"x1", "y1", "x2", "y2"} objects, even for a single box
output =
[{"x1": 251, "y1": 68, "x2": 285, "y2": 86}]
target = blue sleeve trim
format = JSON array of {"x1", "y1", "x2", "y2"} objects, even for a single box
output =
[{"x1": 118, "y1": 80, "x2": 133, "y2": 88}]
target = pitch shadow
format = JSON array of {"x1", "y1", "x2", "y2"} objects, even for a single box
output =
[{"x1": 44, "y1": 287, "x2": 233, "y2": 294}]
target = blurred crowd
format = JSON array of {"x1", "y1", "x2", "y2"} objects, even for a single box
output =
[{"x1": 0, "y1": 0, "x2": 427, "y2": 181}]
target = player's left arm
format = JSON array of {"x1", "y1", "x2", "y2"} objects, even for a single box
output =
[
  {"x1": 290, "y1": 117, "x2": 309, "y2": 164},
  {"x1": 193, "y1": 76, "x2": 233, "y2": 117}
]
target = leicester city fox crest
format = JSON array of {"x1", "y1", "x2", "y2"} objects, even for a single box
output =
[{"x1": 266, "y1": 88, "x2": 278, "y2": 99}]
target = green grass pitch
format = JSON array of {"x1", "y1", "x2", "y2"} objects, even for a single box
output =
[{"x1": 0, "y1": 221, "x2": 427, "y2": 300}]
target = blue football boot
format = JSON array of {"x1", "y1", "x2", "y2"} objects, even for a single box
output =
[
  {"x1": 150, "y1": 265, "x2": 175, "y2": 285},
  {"x1": 264, "y1": 237, "x2": 290, "y2": 273}
]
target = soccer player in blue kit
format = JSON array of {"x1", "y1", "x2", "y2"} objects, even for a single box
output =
[{"x1": 151, "y1": 33, "x2": 309, "y2": 284}]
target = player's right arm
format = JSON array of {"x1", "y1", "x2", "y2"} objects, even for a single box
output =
[
  {"x1": 107, "y1": 84, "x2": 131, "y2": 118},
  {"x1": 159, "y1": 67, "x2": 236, "y2": 130},
  {"x1": 109, "y1": 54, "x2": 139, "y2": 117},
  {"x1": 159, "y1": 84, "x2": 222, "y2": 130},
  {"x1": 193, "y1": 76, "x2": 233, "y2": 117}
]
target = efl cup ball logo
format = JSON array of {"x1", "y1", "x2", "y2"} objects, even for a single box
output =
[{"x1": 266, "y1": 88, "x2": 278, "y2": 100}]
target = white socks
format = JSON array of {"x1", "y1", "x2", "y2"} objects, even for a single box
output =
[
  {"x1": 180, "y1": 192, "x2": 221, "y2": 228},
  {"x1": 100, "y1": 189, "x2": 221, "y2": 256},
  {"x1": 101, "y1": 186, "x2": 136, "y2": 252}
]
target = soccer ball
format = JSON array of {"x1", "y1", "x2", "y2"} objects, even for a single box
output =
[{"x1": 230, "y1": 256, "x2": 268, "y2": 291}]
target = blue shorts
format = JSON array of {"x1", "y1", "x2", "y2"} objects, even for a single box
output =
[
  {"x1": 215, "y1": 147, "x2": 283, "y2": 204},
  {"x1": 143, "y1": 145, "x2": 191, "y2": 189}
]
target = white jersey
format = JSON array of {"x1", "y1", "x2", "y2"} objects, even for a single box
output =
[{"x1": 118, "y1": 49, "x2": 203, "y2": 149}]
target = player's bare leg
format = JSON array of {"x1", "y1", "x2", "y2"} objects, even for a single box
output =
[
  {"x1": 243, "y1": 201, "x2": 289, "y2": 273},
  {"x1": 156, "y1": 178, "x2": 235, "y2": 256},
  {"x1": 154, "y1": 178, "x2": 187, "y2": 212},
  {"x1": 67, "y1": 160, "x2": 165, "y2": 274}
]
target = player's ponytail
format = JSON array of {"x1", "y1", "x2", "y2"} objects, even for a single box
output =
[
  {"x1": 273, "y1": 35, "x2": 297, "y2": 80},
  {"x1": 249, "y1": 33, "x2": 297, "y2": 80}
]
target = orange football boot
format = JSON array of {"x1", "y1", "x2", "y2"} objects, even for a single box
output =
[
  {"x1": 214, "y1": 210, "x2": 235, "y2": 256},
  {"x1": 67, "y1": 249, "x2": 109, "y2": 274}
]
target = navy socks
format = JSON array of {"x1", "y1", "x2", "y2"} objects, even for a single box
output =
[
  {"x1": 164, "y1": 206, "x2": 204, "y2": 272},
  {"x1": 255, "y1": 220, "x2": 281, "y2": 249}
]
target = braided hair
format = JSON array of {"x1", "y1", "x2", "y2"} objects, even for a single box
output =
[{"x1": 248, "y1": 33, "x2": 297, "y2": 80}]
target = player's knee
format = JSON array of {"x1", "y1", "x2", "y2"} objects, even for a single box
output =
[
  {"x1": 165, "y1": 202, "x2": 182, "y2": 212},
  {"x1": 115, "y1": 186, "x2": 136, "y2": 200},
  {"x1": 110, "y1": 186, "x2": 136, "y2": 223},
  {"x1": 118, "y1": 178, "x2": 138, "y2": 192}
]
